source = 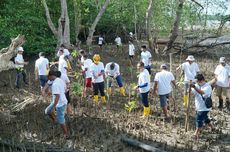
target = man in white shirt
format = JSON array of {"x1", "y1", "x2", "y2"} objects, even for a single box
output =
[
  {"x1": 58, "y1": 50, "x2": 68, "y2": 76},
  {"x1": 153, "y1": 64, "x2": 176, "y2": 118},
  {"x1": 105, "y1": 62, "x2": 125, "y2": 96},
  {"x1": 141, "y1": 45, "x2": 152, "y2": 74},
  {"x1": 35, "y1": 52, "x2": 49, "y2": 91},
  {"x1": 135, "y1": 61, "x2": 151, "y2": 117},
  {"x1": 115, "y1": 36, "x2": 122, "y2": 50},
  {"x1": 90, "y1": 54, "x2": 106, "y2": 103},
  {"x1": 191, "y1": 74, "x2": 214, "y2": 140},
  {"x1": 82, "y1": 54, "x2": 93, "y2": 97},
  {"x1": 128, "y1": 41, "x2": 135, "y2": 65},
  {"x1": 176, "y1": 55, "x2": 200, "y2": 106},
  {"x1": 214, "y1": 57, "x2": 230, "y2": 110},
  {"x1": 98, "y1": 35, "x2": 104, "y2": 49},
  {"x1": 15, "y1": 46, "x2": 29, "y2": 89},
  {"x1": 45, "y1": 70, "x2": 68, "y2": 138}
]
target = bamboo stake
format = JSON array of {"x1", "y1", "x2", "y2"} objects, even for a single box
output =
[{"x1": 185, "y1": 80, "x2": 192, "y2": 132}]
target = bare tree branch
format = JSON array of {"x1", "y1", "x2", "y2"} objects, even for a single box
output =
[
  {"x1": 190, "y1": 0, "x2": 204, "y2": 9},
  {"x1": 42, "y1": 0, "x2": 58, "y2": 38}
]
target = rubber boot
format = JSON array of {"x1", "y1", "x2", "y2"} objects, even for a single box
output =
[
  {"x1": 218, "y1": 99, "x2": 223, "y2": 109},
  {"x1": 183, "y1": 95, "x2": 188, "y2": 107},
  {"x1": 142, "y1": 106, "x2": 150, "y2": 117},
  {"x1": 107, "y1": 87, "x2": 112, "y2": 95},
  {"x1": 120, "y1": 87, "x2": 126, "y2": 96},
  {"x1": 93, "y1": 95, "x2": 99, "y2": 103},
  {"x1": 101, "y1": 96, "x2": 106, "y2": 103}
]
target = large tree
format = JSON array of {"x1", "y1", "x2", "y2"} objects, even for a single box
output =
[{"x1": 42, "y1": 0, "x2": 70, "y2": 47}]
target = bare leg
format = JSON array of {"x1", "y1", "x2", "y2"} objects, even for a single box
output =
[
  {"x1": 162, "y1": 106, "x2": 168, "y2": 117},
  {"x1": 61, "y1": 123, "x2": 68, "y2": 137},
  {"x1": 49, "y1": 112, "x2": 56, "y2": 124},
  {"x1": 194, "y1": 128, "x2": 201, "y2": 140}
]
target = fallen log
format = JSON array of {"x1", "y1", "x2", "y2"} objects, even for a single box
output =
[{"x1": 121, "y1": 136, "x2": 164, "y2": 152}]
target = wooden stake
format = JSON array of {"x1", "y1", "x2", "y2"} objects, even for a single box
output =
[{"x1": 185, "y1": 80, "x2": 192, "y2": 132}]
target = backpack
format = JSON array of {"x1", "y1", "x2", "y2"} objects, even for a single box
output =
[{"x1": 202, "y1": 96, "x2": 212, "y2": 108}]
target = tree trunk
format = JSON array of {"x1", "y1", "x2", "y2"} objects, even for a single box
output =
[
  {"x1": 0, "y1": 35, "x2": 25, "y2": 72},
  {"x1": 146, "y1": 0, "x2": 154, "y2": 51},
  {"x1": 42, "y1": 0, "x2": 70, "y2": 47},
  {"x1": 86, "y1": 0, "x2": 110, "y2": 46},
  {"x1": 73, "y1": 0, "x2": 82, "y2": 46},
  {"x1": 163, "y1": 0, "x2": 184, "y2": 54}
]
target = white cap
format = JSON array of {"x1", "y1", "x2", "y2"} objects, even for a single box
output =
[
  {"x1": 186, "y1": 55, "x2": 195, "y2": 61},
  {"x1": 17, "y1": 46, "x2": 24, "y2": 52},
  {"x1": 219, "y1": 57, "x2": 226, "y2": 63}
]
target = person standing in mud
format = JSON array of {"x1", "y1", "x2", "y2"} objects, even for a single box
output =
[
  {"x1": 190, "y1": 74, "x2": 214, "y2": 140},
  {"x1": 90, "y1": 54, "x2": 106, "y2": 103},
  {"x1": 128, "y1": 41, "x2": 135, "y2": 65},
  {"x1": 135, "y1": 61, "x2": 150, "y2": 117},
  {"x1": 176, "y1": 55, "x2": 200, "y2": 107},
  {"x1": 213, "y1": 57, "x2": 230, "y2": 110},
  {"x1": 35, "y1": 52, "x2": 49, "y2": 93},
  {"x1": 45, "y1": 70, "x2": 68, "y2": 138},
  {"x1": 15, "y1": 46, "x2": 29, "y2": 89},
  {"x1": 105, "y1": 62, "x2": 126, "y2": 96},
  {"x1": 82, "y1": 54, "x2": 93, "y2": 97},
  {"x1": 140, "y1": 45, "x2": 152, "y2": 74},
  {"x1": 98, "y1": 35, "x2": 104, "y2": 49},
  {"x1": 153, "y1": 64, "x2": 176, "y2": 118},
  {"x1": 115, "y1": 35, "x2": 122, "y2": 50}
]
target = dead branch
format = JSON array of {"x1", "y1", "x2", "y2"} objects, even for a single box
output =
[
  {"x1": 0, "y1": 35, "x2": 25, "y2": 72},
  {"x1": 190, "y1": 0, "x2": 204, "y2": 9},
  {"x1": 121, "y1": 136, "x2": 165, "y2": 152}
]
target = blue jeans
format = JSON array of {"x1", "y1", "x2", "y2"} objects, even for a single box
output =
[
  {"x1": 15, "y1": 69, "x2": 27, "y2": 88},
  {"x1": 140, "y1": 91, "x2": 149, "y2": 107},
  {"x1": 39, "y1": 75, "x2": 48, "y2": 88},
  {"x1": 196, "y1": 111, "x2": 210, "y2": 128},
  {"x1": 159, "y1": 93, "x2": 171, "y2": 108},
  {"x1": 108, "y1": 75, "x2": 123, "y2": 87},
  {"x1": 45, "y1": 103, "x2": 66, "y2": 124}
]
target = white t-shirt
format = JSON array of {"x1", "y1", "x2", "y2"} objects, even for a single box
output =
[
  {"x1": 141, "y1": 51, "x2": 152, "y2": 66},
  {"x1": 60, "y1": 74, "x2": 70, "y2": 92},
  {"x1": 192, "y1": 83, "x2": 212, "y2": 111},
  {"x1": 90, "y1": 62, "x2": 105, "y2": 83},
  {"x1": 129, "y1": 44, "x2": 135, "y2": 56},
  {"x1": 58, "y1": 55, "x2": 68, "y2": 75},
  {"x1": 35, "y1": 57, "x2": 49, "y2": 75},
  {"x1": 115, "y1": 37, "x2": 122, "y2": 45},
  {"x1": 105, "y1": 62, "x2": 120, "y2": 77},
  {"x1": 83, "y1": 59, "x2": 93, "y2": 78},
  {"x1": 154, "y1": 70, "x2": 175, "y2": 95},
  {"x1": 181, "y1": 62, "x2": 200, "y2": 82},
  {"x1": 214, "y1": 64, "x2": 230, "y2": 87},
  {"x1": 52, "y1": 78, "x2": 68, "y2": 107},
  {"x1": 98, "y1": 37, "x2": 104, "y2": 45},
  {"x1": 15, "y1": 54, "x2": 24, "y2": 68},
  {"x1": 138, "y1": 69, "x2": 150, "y2": 93}
]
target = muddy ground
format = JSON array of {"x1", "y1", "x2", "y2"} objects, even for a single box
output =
[{"x1": 0, "y1": 45, "x2": 230, "y2": 152}]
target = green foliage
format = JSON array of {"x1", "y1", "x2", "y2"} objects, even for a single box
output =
[
  {"x1": 71, "y1": 50, "x2": 78, "y2": 58},
  {"x1": 73, "y1": 82, "x2": 83, "y2": 96},
  {"x1": 125, "y1": 100, "x2": 137, "y2": 113}
]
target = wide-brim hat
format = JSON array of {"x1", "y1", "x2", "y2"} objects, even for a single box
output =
[
  {"x1": 186, "y1": 55, "x2": 195, "y2": 61},
  {"x1": 17, "y1": 46, "x2": 24, "y2": 52}
]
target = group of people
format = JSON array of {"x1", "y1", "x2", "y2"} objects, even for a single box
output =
[{"x1": 14, "y1": 43, "x2": 230, "y2": 140}]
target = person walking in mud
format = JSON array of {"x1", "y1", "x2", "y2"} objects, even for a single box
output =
[
  {"x1": 82, "y1": 54, "x2": 93, "y2": 98},
  {"x1": 176, "y1": 55, "x2": 200, "y2": 107},
  {"x1": 98, "y1": 35, "x2": 104, "y2": 49},
  {"x1": 134, "y1": 61, "x2": 151, "y2": 117},
  {"x1": 90, "y1": 54, "x2": 106, "y2": 103},
  {"x1": 128, "y1": 41, "x2": 135, "y2": 65},
  {"x1": 115, "y1": 35, "x2": 122, "y2": 51},
  {"x1": 105, "y1": 62, "x2": 126, "y2": 96},
  {"x1": 45, "y1": 70, "x2": 68, "y2": 139},
  {"x1": 213, "y1": 57, "x2": 230, "y2": 110},
  {"x1": 35, "y1": 52, "x2": 49, "y2": 93},
  {"x1": 190, "y1": 74, "x2": 214, "y2": 140},
  {"x1": 15, "y1": 46, "x2": 29, "y2": 89},
  {"x1": 140, "y1": 45, "x2": 152, "y2": 74},
  {"x1": 153, "y1": 64, "x2": 176, "y2": 118}
]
